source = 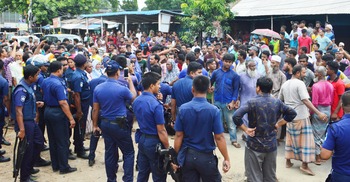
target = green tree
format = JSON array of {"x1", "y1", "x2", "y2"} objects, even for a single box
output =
[
  {"x1": 180, "y1": 0, "x2": 234, "y2": 45},
  {"x1": 121, "y1": 0, "x2": 138, "y2": 11},
  {"x1": 0, "y1": 0, "x2": 102, "y2": 25},
  {"x1": 143, "y1": 0, "x2": 182, "y2": 11},
  {"x1": 106, "y1": 0, "x2": 120, "y2": 12}
]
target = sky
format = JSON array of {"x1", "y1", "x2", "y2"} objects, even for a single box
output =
[{"x1": 137, "y1": 0, "x2": 146, "y2": 10}]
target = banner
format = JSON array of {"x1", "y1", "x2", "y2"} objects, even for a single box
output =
[{"x1": 53, "y1": 17, "x2": 61, "y2": 28}]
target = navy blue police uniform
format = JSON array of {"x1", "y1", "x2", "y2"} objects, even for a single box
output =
[
  {"x1": 69, "y1": 55, "x2": 91, "y2": 155},
  {"x1": 133, "y1": 92, "x2": 167, "y2": 182},
  {"x1": 0, "y1": 73, "x2": 9, "y2": 162},
  {"x1": 13, "y1": 79, "x2": 44, "y2": 181},
  {"x1": 33, "y1": 69, "x2": 48, "y2": 143},
  {"x1": 42, "y1": 74, "x2": 72, "y2": 172},
  {"x1": 93, "y1": 61, "x2": 134, "y2": 182},
  {"x1": 88, "y1": 74, "x2": 107, "y2": 163}
]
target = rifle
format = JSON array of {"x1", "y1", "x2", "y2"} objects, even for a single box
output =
[
  {"x1": 13, "y1": 136, "x2": 28, "y2": 182},
  {"x1": 156, "y1": 144, "x2": 182, "y2": 182}
]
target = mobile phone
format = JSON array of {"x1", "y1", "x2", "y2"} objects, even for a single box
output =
[{"x1": 124, "y1": 68, "x2": 129, "y2": 78}]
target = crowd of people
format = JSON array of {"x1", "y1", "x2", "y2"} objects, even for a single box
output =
[{"x1": 0, "y1": 19, "x2": 350, "y2": 182}]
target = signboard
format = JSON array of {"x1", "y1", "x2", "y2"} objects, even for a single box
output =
[
  {"x1": 158, "y1": 13, "x2": 171, "y2": 33},
  {"x1": 53, "y1": 17, "x2": 61, "y2": 28}
]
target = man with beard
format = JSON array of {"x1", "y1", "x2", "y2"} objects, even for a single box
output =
[
  {"x1": 238, "y1": 59, "x2": 259, "y2": 141},
  {"x1": 279, "y1": 65, "x2": 327, "y2": 176},
  {"x1": 283, "y1": 58, "x2": 297, "y2": 80},
  {"x1": 268, "y1": 55, "x2": 286, "y2": 98},
  {"x1": 298, "y1": 54, "x2": 315, "y2": 90}
]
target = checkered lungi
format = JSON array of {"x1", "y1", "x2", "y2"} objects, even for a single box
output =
[{"x1": 285, "y1": 118, "x2": 316, "y2": 163}]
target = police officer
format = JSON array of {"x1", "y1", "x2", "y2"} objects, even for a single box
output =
[
  {"x1": 88, "y1": 69, "x2": 108, "y2": 166},
  {"x1": 41, "y1": 61, "x2": 77, "y2": 174},
  {"x1": 70, "y1": 54, "x2": 90, "y2": 159},
  {"x1": 92, "y1": 61, "x2": 136, "y2": 182},
  {"x1": 13, "y1": 65, "x2": 44, "y2": 182},
  {"x1": 29, "y1": 55, "x2": 51, "y2": 167},
  {"x1": 174, "y1": 75, "x2": 231, "y2": 181},
  {"x1": 133, "y1": 72, "x2": 170, "y2": 182},
  {"x1": 0, "y1": 60, "x2": 11, "y2": 163}
]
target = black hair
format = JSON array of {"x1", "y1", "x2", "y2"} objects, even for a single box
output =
[
  {"x1": 206, "y1": 58, "x2": 214, "y2": 65},
  {"x1": 43, "y1": 45, "x2": 50, "y2": 52},
  {"x1": 178, "y1": 54, "x2": 185, "y2": 62},
  {"x1": 57, "y1": 56, "x2": 68, "y2": 62},
  {"x1": 49, "y1": 61, "x2": 63, "y2": 73},
  {"x1": 222, "y1": 53, "x2": 235, "y2": 62},
  {"x1": 57, "y1": 45, "x2": 65, "y2": 51},
  {"x1": 314, "y1": 43, "x2": 320, "y2": 48},
  {"x1": 193, "y1": 75, "x2": 209, "y2": 94},
  {"x1": 151, "y1": 46, "x2": 161, "y2": 53},
  {"x1": 322, "y1": 54, "x2": 334, "y2": 62},
  {"x1": 135, "y1": 50, "x2": 142, "y2": 54},
  {"x1": 23, "y1": 65, "x2": 39, "y2": 79},
  {"x1": 342, "y1": 91, "x2": 350, "y2": 107},
  {"x1": 256, "y1": 76, "x2": 273, "y2": 93},
  {"x1": 238, "y1": 50, "x2": 247, "y2": 59},
  {"x1": 142, "y1": 72, "x2": 161, "y2": 90},
  {"x1": 0, "y1": 60, "x2": 4, "y2": 70},
  {"x1": 151, "y1": 54, "x2": 160, "y2": 62},
  {"x1": 301, "y1": 46, "x2": 307, "y2": 53},
  {"x1": 298, "y1": 54, "x2": 309, "y2": 61},
  {"x1": 23, "y1": 52, "x2": 32, "y2": 62},
  {"x1": 63, "y1": 38, "x2": 69, "y2": 42},
  {"x1": 186, "y1": 52, "x2": 196, "y2": 62},
  {"x1": 288, "y1": 49, "x2": 297, "y2": 56},
  {"x1": 315, "y1": 50, "x2": 323, "y2": 55},
  {"x1": 112, "y1": 55, "x2": 127, "y2": 68},
  {"x1": 292, "y1": 65, "x2": 304, "y2": 75},
  {"x1": 150, "y1": 65, "x2": 162, "y2": 75},
  {"x1": 261, "y1": 50, "x2": 270, "y2": 57},
  {"x1": 327, "y1": 61, "x2": 339, "y2": 74},
  {"x1": 194, "y1": 48, "x2": 201, "y2": 54},
  {"x1": 285, "y1": 58, "x2": 297, "y2": 67},
  {"x1": 187, "y1": 62, "x2": 202, "y2": 75}
]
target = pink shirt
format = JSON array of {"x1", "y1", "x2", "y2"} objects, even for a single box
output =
[
  {"x1": 298, "y1": 36, "x2": 312, "y2": 53},
  {"x1": 312, "y1": 80, "x2": 334, "y2": 107}
]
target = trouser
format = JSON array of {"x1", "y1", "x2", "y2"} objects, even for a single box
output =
[
  {"x1": 245, "y1": 147, "x2": 277, "y2": 182},
  {"x1": 89, "y1": 114, "x2": 101, "y2": 161},
  {"x1": 214, "y1": 101, "x2": 237, "y2": 142},
  {"x1": 137, "y1": 135, "x2": 167, "y2": 182},
  {"x1": 331, "y1": 170, "x2": 350, "y2": 182},
  {"x1": 20, "y1": 121, "x2": 44, "y2": 181},
  {"x1": 0, "y1": 107, "x2": 4, "y2": 149},
  {"x1": 37, "y1": 106, "x2": 46, "y2": 142},
  {"x1": 181, "y1": 148, "x2": 221, "y2": 182},
  {"x1": 45, "y1": 107, "x2": 70, "y2": 171},
  {"x1": 73, "y1": 99, "x2": 90, "y2": 153},
  {"x1": 101, "y1": 119, "x2": 134, "y2": 182}
]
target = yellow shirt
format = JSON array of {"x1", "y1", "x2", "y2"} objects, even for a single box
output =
[{"x1": 91, "y1": 54, "x2": 102, "y2": 62}]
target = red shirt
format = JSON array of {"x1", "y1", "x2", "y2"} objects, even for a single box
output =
[
  {"x1": 298, "y1": 36, "x2": 312, "y2": 53},
  {"x1": 329, "y1": 78, "x2": 345, "y2": 118}
]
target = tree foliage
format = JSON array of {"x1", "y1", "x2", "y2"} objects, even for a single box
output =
[
  {"x1": 0, "y1": 0, "x2": 102, "y2": 25},
  {"x1": 143, "y1": 0, "x2": 182, "y2": 11},
  {"x1": 121, "y1": 0, "x2": 138, "y2": 11},
  {"x1": 180, "y1": 0, "x2": 235, "y2": 44}
]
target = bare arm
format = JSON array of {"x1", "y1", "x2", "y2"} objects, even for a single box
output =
[
  {"x1": 127, "y1": 77, "x2": 137, "y2": 101},
  {"x1": 92, "y1": 103, "x2": 100, "y2": 129},
  {"x1": 59, "y1": 100, "x2": 75, "y2": 128},
  {"x1": 320, "y1": 148, "x2": 333, "y2": 160},
  {"x1": 215, "y1": 133, "x2": 230, "y2": 162},
  {"x1": 171, "y1": 99, "x2": 177, "y2": 121},
  {"x1": 174, "y1": 131, "x2": 184, "y2": 153},
  {"x1": 15, "y1": 106, "x2": 25, "y2": 140},
  {"x1": 302, "y1": 99, "x2": 321, "y2": 115},
  {"x1": 3, "y1": 95, "x2": 10, "y2": 117},
  {"x1": 10, "y1": 41, "x2": 18, "y2": 58},
  {"x1": 157, "y1": 124, "x2": 169, "y2": 148}
]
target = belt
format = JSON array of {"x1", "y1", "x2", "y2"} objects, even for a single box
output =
[
  {"x1": 101, "y1": 116, "x2": 127, "y2": 128},
  {"x1": 187, "y1": 148, "x2": 214, "y2": 155},
  {"x1": 47, "y1": 105, "x2": 60, "y2": 108},
  {"x1": 143, "y1": 134, "x2": 159, "y2": 139}
]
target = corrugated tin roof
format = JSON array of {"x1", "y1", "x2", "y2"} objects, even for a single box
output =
[
  {"x1": 231, "y1": 0, "x2": 350, "y2": 17},
  {"x1": 81, "y1": 10, "x2": 184, "y2": 18}
]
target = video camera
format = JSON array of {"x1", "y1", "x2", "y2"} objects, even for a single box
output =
[{"x1": 156, "y1": 144, "x2": 182, "y2": 182}]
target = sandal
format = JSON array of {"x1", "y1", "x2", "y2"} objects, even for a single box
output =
[{"x1": 232, "y1": 142, "x2": 241, "y2": 148}]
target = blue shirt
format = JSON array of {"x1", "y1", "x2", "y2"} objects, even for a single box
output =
[
  {"x1": 33, "y1": 72, "x2": 45, "y2": 101},
  {"x1": 0, "y1": 75, "x2": 8, "y2": 108},
  {"x1": 171, "y1": 76, "x2": 193, "y2": 107},
  {"x1": 211, "y1": 68, "x2": 240, "y2": 104},
  {"x1": 65, "y1": 67, "x2": 74, "y2": 83},
  {"x1": 175, "y1": 97, "x2": 223, "y2": 152},
  {"x1": 323, "y1": 114, "x2": 350, "y2": 175},
  {"x1": 93, "y1": 79, "x2": 133, "y2": 120},
  {"x1": 70, "y1": 68, "x2": 91, "y2": 101},
  {"x1": 178, "y1": 68, "x2": 208, "y2": 79},
  {"x1": 42, "y1": 75, "x2": 68, "y2": 107},
  {"x1": 89, "y1": 75, "x2": 108, "y2": 106},
  {"x1": 160, "y1": 82, "x2": 172, "y2": 103},
  {"x1": 133, "y1": 92, "x2": 165, "y2": 135},
  {"x1": 233, "y1": 94, "x2": 297, "y2": 153},
  {"x1": 290, "y1": 39, "x2": 298, "y2": 49}
]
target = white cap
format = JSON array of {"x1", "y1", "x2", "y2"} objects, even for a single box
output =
[
  {"x1": 271, "y1": 55, "x2": 281, "y2": 63},
  {"x1": 326, "y1": 24, "x2": 333, "y2": 30}
]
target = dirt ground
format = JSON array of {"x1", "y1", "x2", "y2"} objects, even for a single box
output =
[{"x1": 0, "y1": 124, "x2": 331, "y2": 182}]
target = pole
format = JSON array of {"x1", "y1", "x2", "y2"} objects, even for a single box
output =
[
  {"x1": 100, "y1": 16, "x2": 103, "y2": 38},
  {"x1": 326, "y1": 15, "x2": 329, "y2": 22},
  {"x1": 124, "y1": 15, "x2": 128, "y2": 34},
  {"x1": 28, "y1": 0, "x2": 33, "y2": 33},
  {"x1": 86, "y1": 18, "x2": 89, "y2": 34},
  {"x1": 271, "y1": 16, "x2": 273, "y2": 30}
]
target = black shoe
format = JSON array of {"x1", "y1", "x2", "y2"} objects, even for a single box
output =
[
  {"x1": 0, "y1": 155, "x2": 10, "y2": 162},
  {"x1": 20, "y1": 178, "x2": 37, "y2": 182},
  {"x1": 0, "y1": 149, "x2": 5, "y2": 156},
  {"x1": 77, "y1": 152, "x2": 89, "y2": 159},
  {"x1": 84, "y1": 146, "x2": 89, "y2": 151},
  {"x1": 42, "y1": 144, "x2": 49, "y2": 151},
  {"x1": 69, "y1": 152, "x2": 77, "y2": 160},
  {"x1": 1, "y1": 138, "x2": 11, "y2": 146},
  {"x1": 31, "y1": 168, "x2": 40, "y2": 174},
  {"x1": 59, "y1": 167, "x2": 77, "y2": 174},
  {"x1": 88, "y1": 159, "x2": 95, "y2": 167},
  {"x1": 34, "y1": 157, "x2": 51, "y2": 167}
]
